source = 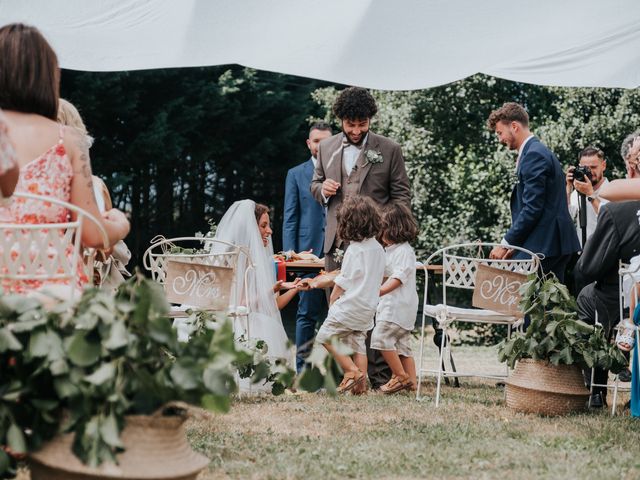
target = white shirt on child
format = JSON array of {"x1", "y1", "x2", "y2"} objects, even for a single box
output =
[
  {"x1": 376, "y1": 242, "x2": 419, "y2": 331},
  {"x1": 331, "y1": 237, "x2": 386, "y2": 331}
]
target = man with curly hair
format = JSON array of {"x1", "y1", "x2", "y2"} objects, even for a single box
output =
[{"x1": 310, "y1": 86, "x2": 411, "y2": 388}]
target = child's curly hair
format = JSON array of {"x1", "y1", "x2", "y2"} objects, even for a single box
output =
[
  {"x1": 381, "y1": 202, "x2": 418, "y2": 244},
  {"x1": 336, "y1": 195, "x2": 381, "y2": 243}
]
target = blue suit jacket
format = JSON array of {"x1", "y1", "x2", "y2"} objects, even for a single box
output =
[
  {"x1": 283, "y1": 158, "x2": 325, "y2": 255},
  {"x1": 505, "y1": 137, "x2": 580, "y2": 258}
]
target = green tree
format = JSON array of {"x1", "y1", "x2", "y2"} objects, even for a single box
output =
[{"x1": 61, "y1": 67, "x2": 328, "y2": 264}]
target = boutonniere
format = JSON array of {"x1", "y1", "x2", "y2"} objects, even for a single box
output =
[
  {"x1": 333, "y1": 248, "x2": 344, "y2": 264},
  {"x1": 364, "y1": 149, "x2": 383, "y2": 166}
]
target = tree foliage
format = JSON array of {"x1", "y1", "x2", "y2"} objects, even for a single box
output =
[
  {"x1": 312, "y1": 75, "x2": 637, "y2": 258},
  {"x1": 61, "y1": 67, "x2": 329, "y2": 265}
]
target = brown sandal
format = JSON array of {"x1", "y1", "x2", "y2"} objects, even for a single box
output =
[
  {"x1": 380, "y1": 374, "x2": 412, "y2": 394},
  {"x1": 337, "y1": 370, "x2": 365, "y2": 394}
]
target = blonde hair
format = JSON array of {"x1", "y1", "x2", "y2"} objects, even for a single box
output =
[{"x1": 57, "y1": 98, "x2": 93, "y2": 147}]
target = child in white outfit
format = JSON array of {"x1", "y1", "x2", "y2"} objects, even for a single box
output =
[
  {"x1": 371, "y1": 202, "x2": 419, "y2": 394},
  {"x1": 315, "y1": 195, "x2": 385, "y2": 394}
]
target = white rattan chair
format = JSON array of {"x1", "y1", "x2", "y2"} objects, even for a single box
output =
[
  {"x1": 589, "y1": 260, "x2": 640, "y2": 414},
  {"x1": 142, "y1": 236, "x2": 253, "y2": 339},
  {"x1": 0, "y1": 192, "x2": 109, "y2": 301},
  {"x1": 416, "y1": 242, "x2": 540, "y2": 406}
]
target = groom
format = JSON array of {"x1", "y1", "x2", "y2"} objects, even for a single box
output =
[
  {"x1": 310, "y1": 86, "x2": 411, "y2": 388},
  {"x1": 310, "y1": 87, "x2": 411, "y2": 271}
]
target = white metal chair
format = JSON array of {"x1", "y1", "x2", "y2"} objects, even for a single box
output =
[
  {"x1": 416, "y1": 242, "x2": 540, "y2": 406},
  {"x1": 0, "y1": 192, "x2": 109, "y2": 301},
  {"x1": 589, "y1": 260, "x2": 640, "y2": 414},
  {"x1": 142, "y1": 236, "x2": 253, "y2": 336}
]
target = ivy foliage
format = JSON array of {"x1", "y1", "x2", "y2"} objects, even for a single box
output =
[
  {"x1": 0, "y1": 273, "x2": 292, "y2": 476},
  {"x1": 497, "y1": 273, "x2": 627, "y2": 372}
]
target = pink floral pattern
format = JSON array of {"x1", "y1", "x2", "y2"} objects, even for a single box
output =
[{"x1": 0, "y1": 127, "x2": 89, "y2": 293}]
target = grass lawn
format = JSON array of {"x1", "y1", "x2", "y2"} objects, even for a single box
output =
[
  {"x1": 17, "y1": 344, "x2": 640, "y2": 480},
  {"x1": 187, "y1": 344, "x2": 640, "y2": 480}
]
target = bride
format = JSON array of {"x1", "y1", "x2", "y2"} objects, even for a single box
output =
[{"x1": 214, "y1": 199, "x2": 307, "y2": 364}]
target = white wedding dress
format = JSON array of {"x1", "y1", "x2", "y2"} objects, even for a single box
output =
[{"x1": 214, "y1": 200, "x2": 290, "y2": 389}]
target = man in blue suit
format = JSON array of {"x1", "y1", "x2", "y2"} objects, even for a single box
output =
[
  {"x1": 283, "y1": 122, "x2": 332, "y2": 372},
  {"x1": 487, "y1": 102, "x2": 580, "y2": 282}
]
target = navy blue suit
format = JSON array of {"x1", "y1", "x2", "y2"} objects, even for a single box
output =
[
  {"x1": 506, "y1": 137, "x2": 580, "y2": 281},
  {"x1": 283, "y1": 158, "x2": 326, "y2": 372}
]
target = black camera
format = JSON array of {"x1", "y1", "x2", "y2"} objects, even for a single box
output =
[{"x1": 573, "y1": 165, "x2": 592, "y2": 183}]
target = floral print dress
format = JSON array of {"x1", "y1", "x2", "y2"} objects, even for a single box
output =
[{"x1": 0, "y1": 124, "x2": 89, "y2": 293}]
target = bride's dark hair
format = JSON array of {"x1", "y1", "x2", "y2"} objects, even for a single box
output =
[{"x1": 254, "y1": 203, "x2": 270, "y2": 224}]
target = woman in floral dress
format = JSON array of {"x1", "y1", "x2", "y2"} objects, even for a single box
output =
[{"x1": 0, "y1": 23, "x2": 130, "y2": 294}]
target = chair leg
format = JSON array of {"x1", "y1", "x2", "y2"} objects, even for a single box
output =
[
  {"x1": 435, "y1": 323, "x2": 447, "y2": 407},
  {"x1": 612, "y1": 377, "x2": 619, "y2": 416},
  {"x1": 416, "y1": 316, "x2": 427, "y2": 400}
]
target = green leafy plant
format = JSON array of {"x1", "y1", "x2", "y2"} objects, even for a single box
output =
[
  {"x1": 497, "y1": 273, "x2": 627, "y2": 372},
  {"x1": 0, "y1": 272, "x2": 292, "y2": 477}
]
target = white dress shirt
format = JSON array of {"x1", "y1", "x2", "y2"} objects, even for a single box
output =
[
  {"x1": 330, "y1": 237, "x2": 386, "y2": 331},
  {"x1": 343, "y1": 133, "x2": 368, "y2": 177},
  {"x1": 568, "y1": 178, "x2": 609, "y2": 247}
]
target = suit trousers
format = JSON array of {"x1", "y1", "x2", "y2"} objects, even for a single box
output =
[
  {"x1": 540, "y1": 254, "x2": 572, "y2": 284},
  {"x1": 295, "y1": 281, "x2": 327, "y2": 373}
]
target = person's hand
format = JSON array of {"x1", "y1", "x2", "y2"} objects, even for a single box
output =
[
  {"x1": 565, "y1": 166, "x2": 576, "y2": 193},
  {"x1": 280, "y1": 278, "x2": 302, "y2": 290},
  {"x1": 273, "y1": 280, "x2": 284, "y2": 293},
  {"x1": 322, "y1": 178, "x2": 341, "y2": 198},
  {"x1": 573, "y1": 177, "x2": 594, "y2": 196},
  {"x1": 489, "y1": 246, "x2": 514, "y2": 259},
  {"x1": 296, "y1": 278, "x2": 313, "y2": 291},
  {"x1": 103, "y1": 208, "x2": 131, "y2": 236}
]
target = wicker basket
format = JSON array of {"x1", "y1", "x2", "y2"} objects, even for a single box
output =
[
  {"x1": 29, "y1": 414, "x2": 209, "y2": 480},
  {"x1": 505, "y1": 359, "x2": 589, "y2": 416}
]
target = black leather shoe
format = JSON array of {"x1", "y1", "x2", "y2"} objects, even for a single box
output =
[
  {"x1": 588, "y1": 392, "x2": 607, "y2": 409},
  {"x1": 618, "y1": 368, "x2": 632, "y2": 383}
]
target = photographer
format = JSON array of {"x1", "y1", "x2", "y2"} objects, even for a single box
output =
[{"x1": 566, "y1": 147, "x2": 609, "y2": 247}]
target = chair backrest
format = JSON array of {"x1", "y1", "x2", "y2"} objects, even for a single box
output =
[
  {"x1": 442, "y1": 245, "x2": 539, "y2": 290},
  {"x1": 142, "y1": 236, "x2": 244, "y2": 312},
  {"x1": 424, "y1": 242, "x2": 540, "y2": 306},
  {"x1": 0, "y1": 192, "x2": 109, "y2": 300}
]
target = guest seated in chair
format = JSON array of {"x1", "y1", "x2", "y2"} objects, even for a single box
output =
[
  {"x1": 57, "y1": 98, "x2": 131, "y2": 290},
  {"x1": 0, "y1": 23, "x2": 130, "y2": 294},
  {"x1": 576, "y1": 198, "x2": 640, "y2": 408}
]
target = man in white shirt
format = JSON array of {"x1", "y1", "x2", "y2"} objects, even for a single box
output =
[{"x1": 566, "y1": 147, "x2": 609, "y2": 248}]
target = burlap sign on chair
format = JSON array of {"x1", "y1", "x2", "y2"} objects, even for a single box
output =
[
  {"x1": 472, "y1": 263, "x2": 527, "y2": 317},
  {"x1": 164, "y1": 258, "x2": 234, "y2": 310}
]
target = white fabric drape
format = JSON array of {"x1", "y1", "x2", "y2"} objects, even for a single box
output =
[{"x1": 1, "y1": 0, "x2": 639, "y2": 89}]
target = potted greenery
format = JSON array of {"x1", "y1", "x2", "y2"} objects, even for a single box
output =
[
  {"x1": 0, "y1": 273, "x2": 294, "y2": 479},
  {"x1": 497, "y1": 273, "x2": 627, "y2": 416}
]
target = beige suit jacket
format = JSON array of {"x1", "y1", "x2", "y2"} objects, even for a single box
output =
[{"x1": 310, "y1": 132, "x2": 411, "y2": 254}]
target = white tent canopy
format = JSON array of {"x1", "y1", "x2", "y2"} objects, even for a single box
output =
[{"x1": 1, "y1": 0, "x2": 639, "y2": 90}]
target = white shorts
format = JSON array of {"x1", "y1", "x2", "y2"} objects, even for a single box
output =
[
  {"x1": 370, "y1": 320, "x2": 413, "y2": 357},
  {"x1": 316, "y1": 316, "x2": 368, "y2": 355}
]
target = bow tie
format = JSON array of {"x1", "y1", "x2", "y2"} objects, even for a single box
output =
[{"x1": 342, "y1": 139, "x2": 363, "y2": 149}]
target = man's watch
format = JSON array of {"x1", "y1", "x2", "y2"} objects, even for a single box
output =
[{"x1": 587, "y1": 196, "x2": 596, "y2": 203}]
